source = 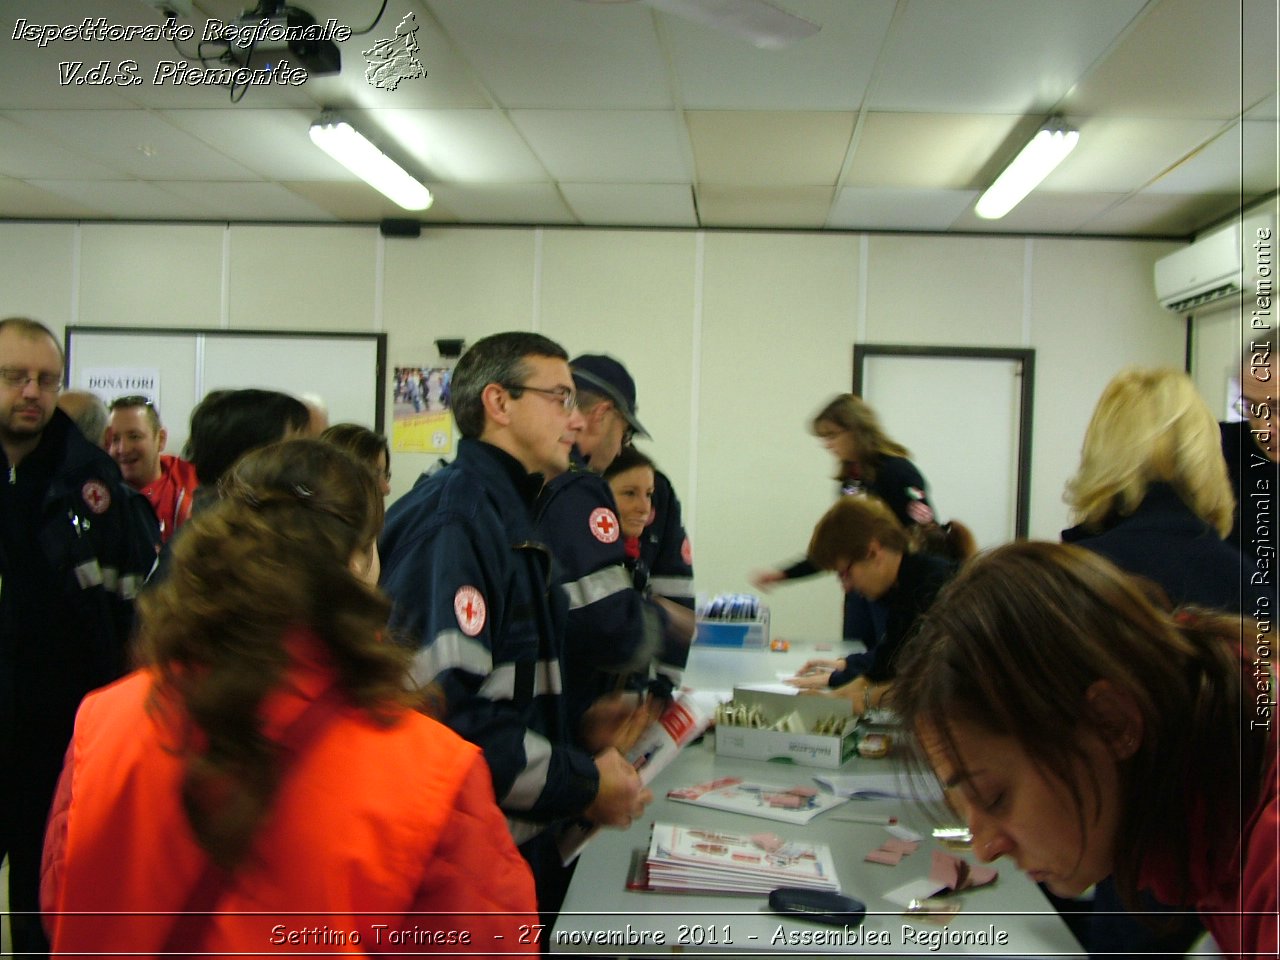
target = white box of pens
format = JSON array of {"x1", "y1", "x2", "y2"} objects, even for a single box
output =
[
  {"x1": 713, "y1": 687, "x2": 856, "y2": 769},
  {"x1": 695, "y1": 593, "x2": 769, "y2": 648}
]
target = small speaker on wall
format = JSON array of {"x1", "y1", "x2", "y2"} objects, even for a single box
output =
[{"x1": 380, "y1": 218, "x2": 422, "y2": 238}]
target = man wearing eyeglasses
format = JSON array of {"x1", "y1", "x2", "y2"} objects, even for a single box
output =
[
  {"x1": 0, "y1": 317, "x2": 161, "y2": 956},
  {"x1": 535, "y1": 354, "x2": 692, "y2": 738},
  {"x1": 107, "y1": 396, "x2": 198, "y2": 544},
  {"x1": 379, "y1": 333, "x2": 652, "y2": 922}
]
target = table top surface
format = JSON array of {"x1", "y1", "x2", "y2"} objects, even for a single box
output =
[{"x1": 550, "y1": 639, "x2": 1085, "y2": 957}]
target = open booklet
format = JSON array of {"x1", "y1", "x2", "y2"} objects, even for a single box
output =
[
  {"x1": 558, "y1": 691, "x2": 716, "y2": 865},
  {"x1": 667, "y1": 777, "x2": 849, "y2": 824}
]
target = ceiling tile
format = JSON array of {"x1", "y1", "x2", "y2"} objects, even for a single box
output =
[
  {"x1": 665, "y1": 0, "x2": 895, "y2": 111},
  {"x1": 688, "y1": 110, "x2": 853, "y2": 185},
  {"x1": 951, "y1": 193, "x2": 1129, "y2": 235},
  {"x1": 1065, "y1": 0, "x2": 1273, "y2": 120},
  {"x1": 0, "y1": 114, "x2": 132, "y2": 179},
  {"x1": 427, "y1": 182, "x2": 576, "y2": 223},
  {"x1": 1081, "y1": 192, "x2": 1243, "y2": 237},
  {"x1": 561, "y1": 183, "x2": 696, "y2": 226},
  {"x1": 16, "y1": 110, "x2": 261, "y2": 180},
  {"x1": 369, "y1": 108, "x2": 548, "y2": 183},
  {"x1": 1, "y1": 0, "x2": 156, "y2": 109},
  {"x1": 845, "y1": 113, "x2": 1022, "y2": 189},
  {"x1": 1144, "y1": 121, "x2": 1280, "y2": 196},
  {"x1": 424, "y1": 0, "x2": 672, "y2": 109},
  {"x1": 24, "y1": 180, "x2": 220, "y2": 219},
  {"x1": 829, "y1": 187, "x2": 977, "y2": 231},
  {"x1": 279, "y1": 180, "x2": 440, "y2": 222},
  {"x1": 0, "y1": 0, "x2": 1261, "y2": 236},
  {"x1": 869, "y1": 0, "x2": 1147, "y2": 113},
  {"x1": 695, "y1": 185, "x2": 834, "y2": 228},
  {"x1": 156, "y1": 181, "x2": 339, "y2": 221},
  {"x1": 159, "y1": 108, "x2": 347, "y2": 180},
  {"x1": 1042, "y1": 117, "x2": 1227, "y2": 192},
  {"x1": 0, "y1": 177, "x2": 108, "y2": 218},
  {"x1": 511, "y1": 110, "x2": 689, "y2": 181},
  {"x1": 1246, "y1": 91, "x2": 1277, "y2": 121}
]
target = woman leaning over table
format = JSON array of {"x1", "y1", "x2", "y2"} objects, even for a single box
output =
[
  {"x1": 891, "y1": 541, "x2": 1276, "y2": 960},
  {"x1": 41, "y1": 438, "x2": 537, "y2": 956},
  {"x1": 752, "y1": 393, "x2": 936, "y2": 646}
]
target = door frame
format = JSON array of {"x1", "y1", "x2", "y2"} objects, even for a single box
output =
[{"x1": 853, "y1": 343, "x2": 1035, "y2": 539}]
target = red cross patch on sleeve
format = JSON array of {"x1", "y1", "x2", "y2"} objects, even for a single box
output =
[
  {"x1": 81, "y1": 479, "x2": 111, "y2": 515},
  {"x1": 589, "y1": 506, "x2": 620, "y2": 544},
  {"x1": 453, "y1": 585, "x2": 487, "y2": 637}
]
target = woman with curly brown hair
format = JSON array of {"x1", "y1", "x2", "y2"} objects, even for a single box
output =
[
  {"x1": 893, "y1": 542, "x2": 1276, "y2": 960},
  {"x1": 41, "y1": 439, "x2": 536, "y2": 955}
]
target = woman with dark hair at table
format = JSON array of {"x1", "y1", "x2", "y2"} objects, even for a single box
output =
[
  {"x1": 42, "y1": 439, "x2": 536, "y2": 955},
  {"x1": 892, "y1": 542, "x2": 1275, "y2": 960},
  {"x1": 751, "y1": 394, "x2": 936, "y2": 645}
]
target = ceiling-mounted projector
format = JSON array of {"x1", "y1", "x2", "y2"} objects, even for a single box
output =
[{"x1": 214, "y1": 0, "x2": 343, "y2": 75}]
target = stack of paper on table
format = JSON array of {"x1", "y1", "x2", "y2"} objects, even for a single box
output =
[
  {"x1": 667, "y1": 777, "x2": 849, "y2": 824},
  {"x1": 645, "y1": 822, "x2": 841, "y2": 894}
]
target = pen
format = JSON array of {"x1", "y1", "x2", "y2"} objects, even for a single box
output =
[{"x1": 828, "y1": 812, "x2": 898, "y2": 825}]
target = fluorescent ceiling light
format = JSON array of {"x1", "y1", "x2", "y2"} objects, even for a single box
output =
[
  {"x1": 975, "y1": 120, "x2": 1079, "y2": 220},
  {"x1": 309, "y1": 114, "x2": 432, "y2": 211}
]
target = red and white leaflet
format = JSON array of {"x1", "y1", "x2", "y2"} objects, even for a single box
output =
[{"x1": 559, "y1": 692, "x2": 713, "y2": 865}]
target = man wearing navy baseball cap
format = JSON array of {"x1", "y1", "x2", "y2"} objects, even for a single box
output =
[
  {"x1": 563, "y1": 353, "x2": 649, "y2": 471},
  {"x1": 535, "y1": 354, "x2": 679, "y2": 736}
]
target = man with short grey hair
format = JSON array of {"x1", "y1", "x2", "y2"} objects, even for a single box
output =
[
  {"x1": 379, "y1": 332, "x2": 651, "y2": 919},
  {"x1": 56, "y1": 390, "x2": 108, "y2": 447}
]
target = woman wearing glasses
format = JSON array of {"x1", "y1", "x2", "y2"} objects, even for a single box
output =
[{"x1": 42, "y1": 439, "x2": 536, "y2": 955}]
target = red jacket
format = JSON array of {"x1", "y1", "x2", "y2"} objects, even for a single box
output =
[
  {"x1": 137, "y1": 454, "x2": 198, "y2": 543},
  {"x1": 1192, "y1": 747, "x2": 1278, "y2": 959},
  {"x1": 41, "y1": 645, "x2": 538, "y2": 957},
  {"x1": 1142, "y1": 738, "x2": 1278, "y2": 959}
]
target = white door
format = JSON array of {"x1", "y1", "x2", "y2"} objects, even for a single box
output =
[{"x1": 858, "y1": 352, "x2": 1028, "y2": 549}]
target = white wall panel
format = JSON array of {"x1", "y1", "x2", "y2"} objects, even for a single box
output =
[
  {"x1": 381, "y1": 228, "x2": 536, "y2": 500},
  {"x1": 227, "y1": 225, "x2": 376, "y2": 332},
  {"x1": 1027, "y1": 237, "x2": 1184, "y2": 539},
  {"x1": 0, "y1": 223, "x2": 75, "y2": 334},
  {"x1": 866, "y1": 234, "x2": 1024, "y2": 346},
  {"x1": 697, "y1": 232, "x2": 859, "y2": 641},
  {"x1": 79, "y1": 224, "x2": 222, "y2": 329},
  {"x1": 539, "y1": 229, "x2": 698, "y2": 497}
]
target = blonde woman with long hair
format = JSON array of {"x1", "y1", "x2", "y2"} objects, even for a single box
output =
[{"x1": 1062, "y1": 366, "x2": 1242, "y2": 613}]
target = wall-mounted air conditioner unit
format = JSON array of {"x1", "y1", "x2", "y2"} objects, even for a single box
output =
[{"x1": 1154, "y1": 211, "x2": 1275, "y2": 314}]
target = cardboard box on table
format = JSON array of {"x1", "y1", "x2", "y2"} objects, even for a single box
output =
[{"x1": 714, "y1": 686, "x2": 855, "y2": 769}]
